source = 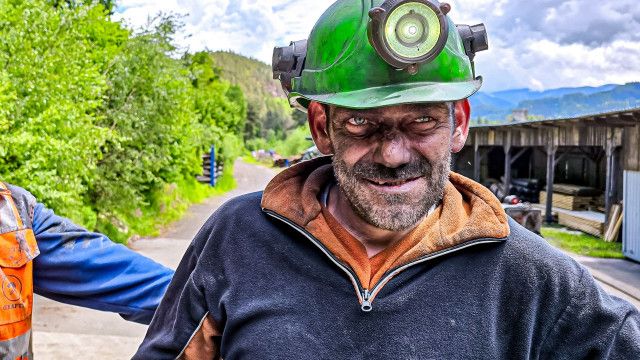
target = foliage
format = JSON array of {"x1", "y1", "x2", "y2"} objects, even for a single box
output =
[
  {"x1": 541, "y1": 226, "x2": 624, "y2": 259},
  {"x1": 0, "y1": 1, "x2": 245, "y2": 243},
  {"x1": 245, "y1": 125, "x2": 313, "y2": 157},
  {"x1": 0, "y1": 0, "x2": 121, "y2": 225},
  {"x1": 208, "y1": 51, "x2": 307, "y2": 143}
]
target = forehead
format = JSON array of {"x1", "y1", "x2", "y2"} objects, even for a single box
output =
[{"x1": 329, "y1": 102, "x2": 450, "y2": 118}]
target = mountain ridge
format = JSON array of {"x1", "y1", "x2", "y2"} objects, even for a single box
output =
[{"x1": 470, "y1": 82, "x2": 640, "y2": 122}]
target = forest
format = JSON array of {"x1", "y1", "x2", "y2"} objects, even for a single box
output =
[{"x1": 0, "y1": 0, "x2": 305, "y2": 242}]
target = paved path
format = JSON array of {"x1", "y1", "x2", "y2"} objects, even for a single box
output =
[
  {"x1": 32, "y1": 159, "x2": 278, "y2": 359},
  {"x1": 568, "y1": 253, "x2": 640, "y2": 309}
]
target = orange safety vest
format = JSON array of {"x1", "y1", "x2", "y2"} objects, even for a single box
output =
[{"x1": 0, "y1": 183, "x2": 38, "y2": 360}]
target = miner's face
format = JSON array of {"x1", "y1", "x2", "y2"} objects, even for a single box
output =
[{"x1": 309, "y1": 101, "x2": 469, "y2": 231}]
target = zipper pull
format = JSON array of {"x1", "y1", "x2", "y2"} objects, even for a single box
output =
[{"x1": 361, "y1": 289, "x2": 373, "y2": 312}]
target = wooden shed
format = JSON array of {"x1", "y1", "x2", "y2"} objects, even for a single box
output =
[{"x1": 454, "y1": 107, "x2": 640, "y2": 228}]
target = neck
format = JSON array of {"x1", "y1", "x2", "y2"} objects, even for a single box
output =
[{"x1": 326, "y1": 183, "x2": 416, "y2": 258}]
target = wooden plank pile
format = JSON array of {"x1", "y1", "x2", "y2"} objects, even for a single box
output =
[
  {"x1": 557, "y1": 210, "x2": 605, "y2": 237},
  {"x1": 197, "y1": 153, "x2": 224, "y2": 185},
  {"x1": 604, "y1": 204, "x2": 624, "y2": 242},
  {"x1": 539, "y1": 184, "x2": 603, "y2": 211}
]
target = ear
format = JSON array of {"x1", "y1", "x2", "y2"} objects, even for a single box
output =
[
  {"x1": 451, "y1": 99, "x2": 471, "y2": 153},
  {"x1": 308, "y1": 101, "x2": 334, "y2": 155}
]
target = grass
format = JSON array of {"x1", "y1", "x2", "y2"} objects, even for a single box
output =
[
  {"x1": 541, "y1": 225, "x2": 624, "y2": 259},
  {"x1": 97, "y1": 164, "x2": 237, "y2": 244},
  {"x1": 242, "y1": 154, "x2": 275, "y2": 168}
]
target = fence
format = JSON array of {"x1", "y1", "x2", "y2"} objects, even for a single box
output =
[{"x1": 197, "y1": 146, "x2": 224, "y2": 187}]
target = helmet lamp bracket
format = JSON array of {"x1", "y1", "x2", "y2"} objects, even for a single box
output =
[
  {"x1": 272, "y1": 39, "x2": 308, "y2": 93},
  {"x1": 456, "y1": 23, "x2": 489, "y2": 62}
]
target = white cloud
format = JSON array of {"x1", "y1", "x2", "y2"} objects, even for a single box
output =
[
  {"x1": 114, "y1": 0, "x2": 640, "y2": 91},
  {"x1": 114, "y1": 0, "x2": 334, "y2": 63}
]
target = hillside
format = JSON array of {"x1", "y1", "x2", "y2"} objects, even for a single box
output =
[
  {"x1": 208, "y1": 51, "x2": 304, "y2": 142},
  {"x1": 470, "y1": 83, "x2": 640, "y2": 121},
  {"x1": 208, "y1": 51, "x2": 284, "y2": 100}
]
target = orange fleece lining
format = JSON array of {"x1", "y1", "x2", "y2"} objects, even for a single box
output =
[
  {"x1": 321, "y1": 205, "x2": 431, "y2": 289},
  {"x1": 262, "y1": 157, "x2": 510, "y2": 291}
]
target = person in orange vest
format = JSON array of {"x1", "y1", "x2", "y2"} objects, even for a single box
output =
[{"x1": 1, "y1": 182, "x2": 173, "y2": 359}]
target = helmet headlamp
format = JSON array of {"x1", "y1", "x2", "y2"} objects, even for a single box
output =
[{"x1": 368, "y1": 0, "x2": 450, "y2": 74}]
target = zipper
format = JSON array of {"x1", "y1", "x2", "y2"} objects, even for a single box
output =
[
  {"x1": 264, "y1": 209, "x2": 505, "y2": 312},
  {"x1": 364, "y1": 238, "x2": 504, "y2": 308},
  {"x1": 264, "y1": 210, "x2": 369, "y2": 305}
]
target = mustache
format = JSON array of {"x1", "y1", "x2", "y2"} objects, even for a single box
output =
[{"x1": 349, "y1": 158, "x2": 433, "y2": 180}]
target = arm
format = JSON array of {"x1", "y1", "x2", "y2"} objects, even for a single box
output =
[
  {"x1": 31, "y1": 203, "x2": 174, "y2": 324},
  {"x1": 539, "y1": 268, "x2": 640, "y2": 359}
]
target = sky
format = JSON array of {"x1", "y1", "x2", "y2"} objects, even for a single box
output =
[{"x1": 114, "y1": 0, "x2": 640, "y2": 92}]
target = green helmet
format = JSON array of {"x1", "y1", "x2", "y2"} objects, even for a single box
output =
[{"x1": 272, "y1": 0, "x2": 488, "y2": 111}]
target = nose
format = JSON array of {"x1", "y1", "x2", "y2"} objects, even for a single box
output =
[{"x1": 374, "y1": 134, "x2": 411, "y2": 169}]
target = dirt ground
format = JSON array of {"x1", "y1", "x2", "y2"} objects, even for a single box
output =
[{"x1": 32, "y1": 159, "x2": 279, "y2": 359}]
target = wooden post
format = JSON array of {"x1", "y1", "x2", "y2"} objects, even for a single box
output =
[
  {"x1": 545, "y1": 144, "x2": 557, "y2": 223},
  {"x1": 605, "y1": 131, "x2": 615, "y2": 223},
  {"x1": 473, "y1": 133, "x2": 481, "y2": 182},
  {"x1": 545, "y1": 129, "x2": 558, "y2": 224},
  {"x1": 503, "y1": 132, "x2": 512, "y2": 198}
]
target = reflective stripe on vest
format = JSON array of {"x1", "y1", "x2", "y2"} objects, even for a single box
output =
[
  {"x1": 0, "y1": 329, "x2": 31, "y2": 360},
  {"x1": 0, "y1": 183, "x2": 38, "y2": 360}
]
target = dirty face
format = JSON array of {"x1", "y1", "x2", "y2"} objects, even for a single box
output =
[{"x1": 310, "y1": 102, "x2": 466, "y2": 231}]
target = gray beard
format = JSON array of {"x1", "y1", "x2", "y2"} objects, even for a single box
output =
[{"x1": 332, "y1": 153, "x2": 451, "y2": 231}]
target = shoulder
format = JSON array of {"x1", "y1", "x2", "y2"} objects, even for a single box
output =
[
  {"x1": 503, "y1": 218, "x2": 583, "y2": 276},
  {"x1": 3, "y1": 183, "x2": 37, "y2": 226},
  {"x1": 214, "y1": 191, "x2": 264, "y2": 216},
  {"x1": 190, "y1": 191, "x2": 269, "y2": 249},
  {"x1": 204, "y1": 191, "x2": 265, "y2": 229},
  {"x1": 491, "y1": 218, "x2": 589, "y2": 308}
]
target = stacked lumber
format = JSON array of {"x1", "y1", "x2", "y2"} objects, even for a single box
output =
[
  {"x1": 539, "y1": 184, "x2": 603, "y2": 211},
  {"x1": 539, "y1": 191, "x2": 600, "y2": 211},
  {"x1": 552, "y1": 184, "x2": 600, "y2": 196},
  {"x1": 604, "y1": 204, "x2": 624, "y2": 242},
  {"x1": 557, "y1": 211, "x2": 605, "y2": 237}
]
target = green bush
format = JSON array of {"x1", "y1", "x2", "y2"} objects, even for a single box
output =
[
  {"x1": 245, "y1": 125, "x2": 313, "y2": 157},
  {"x1": 0, "y1": 1, "x2": 247, "y2": 243},
  {"x1": 273, "y1": 126, "x2": 313, "y2": 157}
]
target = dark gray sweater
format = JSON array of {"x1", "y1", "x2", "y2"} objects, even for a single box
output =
[{"x1": 134, "y1": 191, "x2": 640, "y2": 359}]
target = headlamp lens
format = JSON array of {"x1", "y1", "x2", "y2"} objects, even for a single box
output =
[{"x1": 384, "y1": 2, "x2": 441, "y2": 60}]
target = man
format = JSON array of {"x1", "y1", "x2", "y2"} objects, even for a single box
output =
[
  {"x1": 135, "y1": 1, "x2": 640, "y2": 359},
  {"x1": 1, "y1": 182, "x2": 173, "y2": 359}
]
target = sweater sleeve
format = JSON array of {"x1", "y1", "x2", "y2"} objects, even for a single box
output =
[
  {"x1": 133, "y1": 226, "x2": 221, "y2": 360},
  {"x1": 31, "y1": 203, "x2": 174, "y2": 324},
  {"x1": 539, "y1": 267, "x2": 640, "y2": 359}
]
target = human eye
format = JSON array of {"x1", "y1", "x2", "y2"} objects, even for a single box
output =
[
  {"x1": 347, "y1": 117, "x2": 369, "y2": 126},
  {"x1": 343, "y1": 116, "x2": 374, "y2": 137},
  {"x1": 409, "y1": 116, "x2": 438, "y2": 131},
  {"x1": 415, "y1": 116, "x2": 435, "y2": 123}
]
